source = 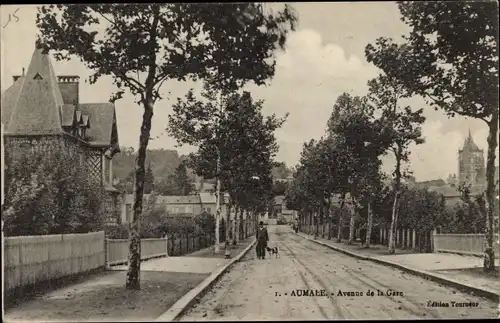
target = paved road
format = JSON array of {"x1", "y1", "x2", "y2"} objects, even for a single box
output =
[{"x1": 179, "y1": 230, "x2": 497, "y2": 320}]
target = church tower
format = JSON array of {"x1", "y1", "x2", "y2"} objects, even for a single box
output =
[{"x1": 458, "y1": 130, "x2": 485, "y2": 186}]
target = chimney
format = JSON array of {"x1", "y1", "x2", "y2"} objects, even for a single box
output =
[
  {"x1": 12, "y1": 67, "x2": 25, "y2": 82},
  {"x1": 57, "y1": 75, "x2": 80, "y2": 105}
]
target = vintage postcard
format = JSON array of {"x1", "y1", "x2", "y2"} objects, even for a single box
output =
[{"x1": 1, "y1": 2, "x2": 499, "y2": 321}]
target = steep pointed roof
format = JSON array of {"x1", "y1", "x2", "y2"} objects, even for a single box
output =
[
  {"x1": 3, "y1": 46, "x2": 65, "y2": 135},
  {"x1": 462, "y1": 129, "x2": 482, "y2": 151}
]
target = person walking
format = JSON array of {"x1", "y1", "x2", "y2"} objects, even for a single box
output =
[{"x1": 256, "y1": 221, "x2": 269, "y2": 259}]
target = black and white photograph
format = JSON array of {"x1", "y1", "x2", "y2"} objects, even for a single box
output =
[{"x1": 1, "y1": 2, "x2": 499, "y2": 321}]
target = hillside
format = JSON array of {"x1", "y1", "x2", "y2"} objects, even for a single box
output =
[{"x1": 113, "y1": 147, "x2": 196, "y2": 183}]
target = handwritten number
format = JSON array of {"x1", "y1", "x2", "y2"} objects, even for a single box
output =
[
  {"x1": 3, "y1": 8, "x2": 20, "y2": 29},
  {"x1": 13, "y1": 8, "x2": 20, "y2": 22}
]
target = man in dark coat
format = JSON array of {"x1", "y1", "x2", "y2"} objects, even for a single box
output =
[{"x1": 256, "y1": 221, "x2": 269, "y2": 259}]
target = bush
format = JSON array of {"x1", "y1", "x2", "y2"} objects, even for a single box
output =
[
  {"x1": 3, "y1": 149, "x2": 106, "y2": 236},
  {"x1": 370, "y1": 185, "x2": 446, "y2": 231}
]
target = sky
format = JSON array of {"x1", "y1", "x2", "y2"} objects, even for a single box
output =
[{"x1": 1, "y1": 3, "x2": 498, "y2": 182}]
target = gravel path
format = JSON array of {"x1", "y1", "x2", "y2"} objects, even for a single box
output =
[{"x1": 179, "y1": 231, "x2": 497, "y2": 320}]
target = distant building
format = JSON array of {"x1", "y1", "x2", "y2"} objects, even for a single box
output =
[
  {"x1": 121, "y1": 194, "x2": 203, "y2": 223},
  {"x1": 426, "y1": 130, "x2": 499, "y2": 207},
  {"x1": 194, "y1": 175, "x2": 216, "y2": 193},
  {"x1": 199, "y1": 191, "x2": 227, "y2": 216},
  {"x1": 120, "y1": 192, "x2": 233, "y2": 224},
  {"x1": 459, "y1": 130, "x2": 486, "y2": 186}
]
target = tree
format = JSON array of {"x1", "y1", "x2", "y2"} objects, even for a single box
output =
[
  {"x1": 171, "y1": 163, "x2": 194, "y2": 195},
  {"x1": 272, "y1": 180, "x2": 288, "y2": 197},
  {"x1": 3, "y1": 150, "x2": 105, "y2": 236},
  {"x1": 272, "y1": 162, "x2": 291, "y2": 180},
  {"x1": 327, "y1": 93, "x2": 388, "y2": 244},
  {"x1": 365, "y1": 1, "x2": 498, "y2": 270},
  {"x1": 144, "y1": 164, "x2": 155, "y2": 194},
  {"x1": 170, "y1": 89, "x2": 286, "y2": 247},
  {"x1": 37, "y1": 3, "x2": 297, "y2": 289},
  {"x1": 366, "y1": 75, "x2": 426, "y2": 254}
]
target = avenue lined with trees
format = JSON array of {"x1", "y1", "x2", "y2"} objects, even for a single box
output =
[
  {"x1": 2, "y1": 1, "x2": 494, "y2": 296},
  {"x1": 286, "y1": 1, "x2": 498, "y2": 272}
]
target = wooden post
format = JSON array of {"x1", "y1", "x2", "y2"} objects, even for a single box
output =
[
  {"x1": 431, "y1": 228, "x2": 436, "y2": 253},
  {"x1": 104, "y1": 234, "x2": 110, "y2": 270}
]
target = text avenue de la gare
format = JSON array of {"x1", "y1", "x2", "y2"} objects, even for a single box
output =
[{"x1": 274, "y1": 289, "x2": 404, "y2": 297}]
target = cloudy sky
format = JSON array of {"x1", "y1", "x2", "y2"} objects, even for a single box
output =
[{"x1": 1, "y1": 3, "x2": 497, "y2": 181}]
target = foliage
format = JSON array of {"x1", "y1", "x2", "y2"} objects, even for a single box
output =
[
  {"x1": 370, "y1": 184, "x2": 447, "y2": 231},
  {"x1": 36, "y1": 3, "x2": 298, "y2": 287},
  {"x1": 272, "y1": 180, "x2": 288, "y2": 197},
  {"x1": 169, "y1": 87, "x2": 285, "y2": 214},
  {"x1": 365, "y1": 1, "x2": 498, "y2": 121},
  {"x1": 173, "y1": 163, "x2": 195, "y2": 195},
  {"x1": 113, "y1": 148, "x2": 190, "y2": 194},
  {"x1": 105, "y1": 213, "x2": 216, "y2": 239},
  {"x1": 272, "y1": 162, "x2": 292, "y2": 180},
  {"x1": 3, "y1": 149, "x2": 106, "y2": 236},
  {"x1": 365, "y1": 1, "x2": 498, "y2": 268},
  {"x1": 144, "y1": 164, "x2": 155, "y2": 194}
]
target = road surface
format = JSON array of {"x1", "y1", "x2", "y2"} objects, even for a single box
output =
[{"x1": 179, "y1": 227, "x2": 497, "y2": 320}]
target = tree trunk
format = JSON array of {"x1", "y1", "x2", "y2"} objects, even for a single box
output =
[
  {"x1": 126, "y1": 99, "x2": 154, "y2": 290},
  {"x1": 244, "y1": 210, "x2": 249, "y2": 238},
  {"x1": 232, "y1": 206, "x2": 238, "y2": 245},
  {"x1": 337, "y1": 194, "x2": 346, "y2": 243},
  {"x1": 327, "y1": 198, "x2": 332, "y2": 240},
  {"x1": 320, "y1": 205, "x2": 325, "y2": 238},
  {"x1": 484, "y1": 111, "x2": 498, "y2": 272},
  {"x1": 388, "y1": 190, "x2": 400, "y2": 254},
  {"x1": 365, "y1": 200, "x2": 373, "y2": 248},
  {"x1": 388, "y1": 147, "x2": 403, "y2": 255},
  {"x1": 214, "y1": 151, "x2": 221, "y2": 253},
  {"x1": 225, "y1": 200, "x2": 232, "y2": 251},
  {"x1": 347, "y1": 197, "x2": 356, "y2": 245},
  {"x1": 314, "y1": 208, "x2": 319, "y2": 239}
]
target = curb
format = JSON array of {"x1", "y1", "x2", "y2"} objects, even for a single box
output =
[
  {"x1": 155, "y1": 239, "x2": 257, "y2": 322},
  {"x1": 296, "y1": 232, "x2": 500, "y2": 303}
]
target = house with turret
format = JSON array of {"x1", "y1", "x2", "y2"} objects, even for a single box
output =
[{"x1": 1, "y1": 44, "x2": 121, "y2": 224}]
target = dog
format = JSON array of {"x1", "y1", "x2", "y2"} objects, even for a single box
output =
[{"x1": 266, "y1": 246, "x2": 279, "y2": 258}]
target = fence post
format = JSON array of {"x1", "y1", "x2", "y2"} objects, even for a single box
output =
[
  {"x1": 165, "y1": 236, "x2": 169, "y2": 257},
  {"x1": 412, "y1": 229, "x2": 416, "y2": 250},
  {"x1": 431, "y1": 228, "x2": 436, "y2": 253},
  {"x1": 1, "y1": 220, "x2": 4, "y2": 319},
  {"x1": 104, "y1": 233, "x2": 110, "y2": 270}
]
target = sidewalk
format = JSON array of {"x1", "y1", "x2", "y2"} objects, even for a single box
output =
[
  {"x1": 296, "y1": 231, "x2": 500, "y2": 302},
  {"x1": 4, "y1": 236, "x2": 255, "y2": 323}
]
